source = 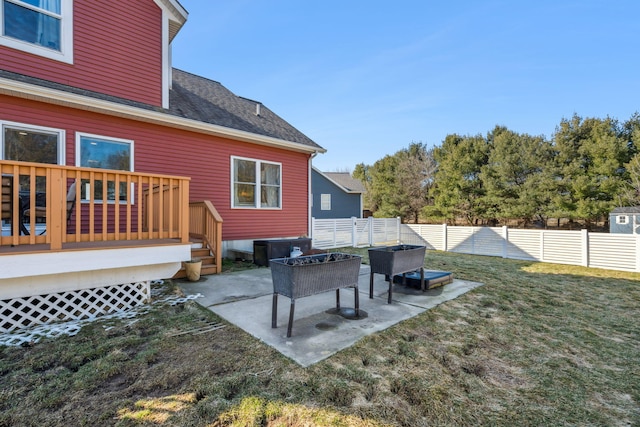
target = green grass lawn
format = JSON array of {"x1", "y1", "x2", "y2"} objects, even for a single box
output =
[{"x1": 1, "y1": 250, "x2": 638, "y2": 426}]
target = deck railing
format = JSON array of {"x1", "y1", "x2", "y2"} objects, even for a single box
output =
[
  {"x1": 1, "y1": 160, "x2": 190, "y2": 251},
  {"x1": 189, "y1": 200, "x2": 223, "y2": 272}
]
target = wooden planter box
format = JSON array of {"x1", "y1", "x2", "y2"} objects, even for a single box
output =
[
  {"x1": 368, "y1": 244, "x2": 426, "y2": 303},
  {"x1": 270, "y1": 253, "x2": 362, "y2": 337}
]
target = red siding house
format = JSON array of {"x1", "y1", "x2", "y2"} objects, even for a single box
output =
[{"x1": 0, "y1": 0, "x2": 325, "y2": 333}]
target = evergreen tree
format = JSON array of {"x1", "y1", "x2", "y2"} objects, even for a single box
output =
[
  {"x1": 481, "y1": 126, "x2": 555, "y2": 226},
  {"x1": 356, "y1": 143, "x2": 434, "y2": 223},
  {"x1": 395, "y1": 143, "x2": 436, "y2": 223},
  {"x1": 620, "y1": 113, "x2": 640, "y2": 206},
  {"x1": 623, "y1": 153, "x2": 640, "y2": 206},
  {"x1": 552, "y1": 114, "x2": 630, "y2": 228},
  {"x1": 352, "y1": 163, "x2": 372, "y2": 211},
  {"x1": 430, "y1": 134, "x2": 489, "y2": 224}
]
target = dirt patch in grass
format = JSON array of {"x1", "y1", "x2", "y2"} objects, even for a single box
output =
[{"x1": 1, "y1": 251, "x2": 639, "y2": 426}]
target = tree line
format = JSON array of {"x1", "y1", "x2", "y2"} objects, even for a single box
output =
[{"x1": 353, "y1": 113, "x2": 640, "y2": 229}]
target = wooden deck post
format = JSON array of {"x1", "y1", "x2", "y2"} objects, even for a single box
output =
[
  {"x1": 180, "y1": 179, "x2": 190, "y2": 244},
  {"x1": 48, "y1": 168, "x2": 64, "y2": 250}
]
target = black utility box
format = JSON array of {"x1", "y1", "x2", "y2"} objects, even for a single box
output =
[{"x1": 253, "y1": 238, "x2": 312, "y2": 267}]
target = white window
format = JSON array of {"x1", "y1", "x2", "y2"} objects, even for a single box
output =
[
  {"x1": 231, "y1": 156, "x2": 281, "y2": 209},
  {"x1": 1, "y1": 0, "x2": 73, "y2": 63},
  {"x1": 76, "y1": 133, "x2": 133, "y2": 203},
  {"x1": 616, "y1": 215, "x2": 628, "y2": 225},
  {"x1": 2, "y1": 121, "x2": 65, "y2": 192},
  {"x1": 321, "y1": 193, "x2": 331, "y2": 210},
  {"x1": 2, "y1": 121, "x2": 64, "y2": 165},
  {"x1": 1, "y1": 121, "x2": 64, "y2": 229}
]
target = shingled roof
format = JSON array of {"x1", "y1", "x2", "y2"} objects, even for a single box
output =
[
  {"x1": 611, "y1": 206, "x2": 640, "y2": 214},
  {"x1": 322, "y1": 171, "x2": 366, "y2": 193},
  {"x1": 169, "y1": 69, "x2": 320, "y2": 148},
  {"x1": 0, "y1": 68, "x2": 323, "y2": 151}
]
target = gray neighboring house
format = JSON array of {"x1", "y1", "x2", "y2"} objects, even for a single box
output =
[
  {"x1": 609, "y1": 207, "x2": 640, "y2": 234},
  {"x1": 311, "y1": 167, "x2": 365, "y2": 219}
]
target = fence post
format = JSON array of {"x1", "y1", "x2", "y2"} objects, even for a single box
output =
[
  {"x1": 368, "y1": 217, "x2": 374, "y2": 246},
  {"x1": 396, "y1": 217, "x2": 401, "y2": 243},
  {"x1": 351, "y1": 217, "x2": 357, "y2": 247},
  {"x1": 581, "y1": 229, "x2": 589, "y2": 267},
  {"x1": 502, "y1": 225, "x2": 508, "y2": 258},
  {"x1": 471, "y1": 226, "x2": 476, "y2": 254},
  {"x1": 442, "y1": 223, "x2": 448, "y2": 251},
  {"x1": 311, "y1": 217, "x2": 315, "y2": 241}
]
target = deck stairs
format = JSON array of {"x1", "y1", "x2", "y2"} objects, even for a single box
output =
[{"x1": 173, "y1": 234, "x2": 219, "y2": 279}]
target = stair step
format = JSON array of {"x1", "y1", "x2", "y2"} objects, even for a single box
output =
[
  {"x1": 191, "y1": 248, "x2": 211, "y2": 258},
  {"x1": 172, "y1": 235, "x2": 219, "y2": 279},
  {"x1": 198, "y1": 255, "x2": 215, "y2": 265},
  {"x1": 201, "y1": 264, "x2": 218, "y2": 273}
]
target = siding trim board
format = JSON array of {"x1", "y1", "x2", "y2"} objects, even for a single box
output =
[{"x1": 152, "y1": 0, "x2": 188, "y2": 107}]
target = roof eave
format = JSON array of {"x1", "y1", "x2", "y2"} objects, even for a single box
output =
[
  {"x1": 312, "y1": 166, "x2": 361, "y2": 193},
  {"x1": 0, "y1": 76, "x2": 326, "y2": 155},
  {"x1": 154, "y1": 0, "x2": 188, "y2": 41}
]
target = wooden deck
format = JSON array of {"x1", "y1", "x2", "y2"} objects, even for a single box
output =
[
  {"x1": 1, "y1": 160, "x2": 190, "y2": 251},
  {"x1": 0, "y1": 238, "x2": 185, "y2": 255},
  {"x1": 1, "y1": 160, "x2": 224, "y2": 320},
  {"x1": 0, "y1": 162, "x2": 225, "y2": 332}
]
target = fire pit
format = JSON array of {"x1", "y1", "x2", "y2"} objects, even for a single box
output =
[
  {"x1": 368, "y1": 244, "x2": 426, "y2": 303},
  {"x1": 393, "y1": 270, "x2": 453, "y2": 290}
]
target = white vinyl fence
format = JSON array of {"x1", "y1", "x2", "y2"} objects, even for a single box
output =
[
  {"x1": 311, "y1": 218, "x2": 640, "y2": 272},
  {"x1": 402, "y1": 224, "x2": 640, "y2": 272},
  {"x1": 311, "y1": 217, "x2": 401, "y2": 249}
]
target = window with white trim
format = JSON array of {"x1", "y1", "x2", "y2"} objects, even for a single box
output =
[
  {"x1": 2, "y1": 121, "x2": 64, "y2": 164},
  {"x1": 77, "y1": 133, "x2": 133, "y2": 203},
  {"x1": 321, "y1": 193, "x2": 331, "y2": 210},
  {"x1": 1, "y1": 122, "x2": 64, "y2": 229},
  {"x1": 616, "y1": 215, "x2": 628, "y2": 225},
  {"x1": 1, "y1": 121, "x2": 64, "y2": 192},
  {"x1": 1, "y1": 0, "x2": 73, "y2": 63},
  {"x1": 232, "y1": 156, "x2": 281, "y2": 209}
]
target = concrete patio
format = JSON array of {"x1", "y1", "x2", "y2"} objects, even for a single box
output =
[{"x1": 178, "y1": 265, "x2": 483, "y2": 367}]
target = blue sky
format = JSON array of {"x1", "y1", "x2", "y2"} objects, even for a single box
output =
[{"x1": 171, "y1": 1, "x2": 640, "y2": 172}]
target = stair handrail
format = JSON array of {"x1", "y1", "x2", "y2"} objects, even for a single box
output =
[{"x1": 189, "y1": 200, "x2": 223, "y2": 274}]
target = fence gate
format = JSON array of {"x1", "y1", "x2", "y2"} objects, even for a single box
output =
[{"x1": 312, "y1": 217, "x2": 400, "y2": 249}]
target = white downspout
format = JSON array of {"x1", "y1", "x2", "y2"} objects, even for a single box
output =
[{"x1": 308, "y1": 152, "x2": 318, "y2": 238}]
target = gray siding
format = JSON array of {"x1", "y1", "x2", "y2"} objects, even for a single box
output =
[
  {"x1": 311, "y1": 169, "x2": 361, "y2": 219},
  {"x1": 609, "y1": 213, "x2": 640, "y2": 234}
]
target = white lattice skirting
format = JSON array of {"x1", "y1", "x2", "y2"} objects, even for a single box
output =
[{"x1": 0, "y1": 281, "x2": 151, "y2": 333}]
